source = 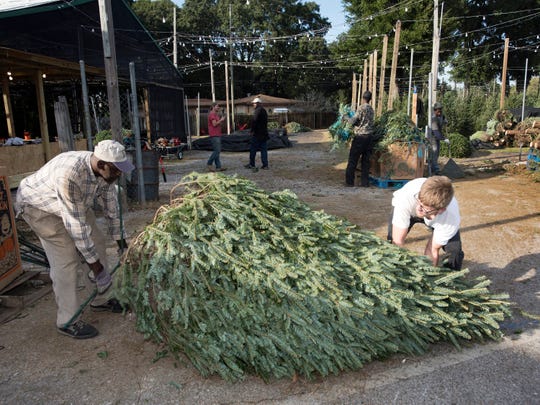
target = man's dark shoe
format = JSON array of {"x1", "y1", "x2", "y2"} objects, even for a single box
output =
[
  {"x1": 345, "y1": 183, "x2": 354, "y2": 187},
  {"x1": 90, "y1": 298, "x2": 127, "y2": 313},
  {"x1": 261, "y1": 166, "x2": 269, "y2": 170},
  {"x1": 57, "y1": 320, "x2": 98, "y2": 339},
  {"x1": 244, "y1": 164, "x2": 256, "y2": 169}
]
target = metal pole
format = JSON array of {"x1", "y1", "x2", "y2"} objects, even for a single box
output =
[
  {"x1": 229, "y1": 4, "x2": 235, "y2": 132},
  {"x1": 407, "y1": 49, "x2": 414, "y2": 117},
  {"x1": 129, "y1": 62, "x2": 145, "y2": 205},
  {"x1": 521, "y1": 58, "x2": 528, "y2": 123},
  {"x1": 197, "y1": 92, "x2": 200, "y2": 137},
  {"x1": 173, "y1": 7, "x2": 177, "y2": 67},
  {"x1": 225, "y1": 61, "x2": 230, "y2": 134},
  {"x1": 210, "y1": 50, "x2": 215, "y2": 102},
  {"x1": 79, "y1": 60, "x2": 94, "y2": 151},
  {"x1": 185, "y1": 95, "x2": 192, "y2": 149}
]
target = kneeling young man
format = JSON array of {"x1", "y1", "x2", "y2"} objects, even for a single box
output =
[{"x1": 387, "y1": 176, "x2": 464, "y2": 270}]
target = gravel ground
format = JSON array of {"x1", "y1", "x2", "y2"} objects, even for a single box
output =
[{"x1": 1, "y1": 130, "x2": 538, "y2": 404}]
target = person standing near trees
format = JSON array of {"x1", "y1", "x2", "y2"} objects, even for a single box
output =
[
  {"x1": 345, "y1": 91, "x2": 374, "y2": 187},
  {"x1": 207, "y1": 103, "x2": 227, "y2": 172},
  {"x1": 245, "y1": 97, "x2": 269, "y2": 171},
  {"x1": 430, "y1": 102, "x2": 450, "y2": 175}
]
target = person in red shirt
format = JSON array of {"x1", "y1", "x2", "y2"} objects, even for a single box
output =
[{"x1": 207, "y1": 103, "x2": 226, "y2": 171}]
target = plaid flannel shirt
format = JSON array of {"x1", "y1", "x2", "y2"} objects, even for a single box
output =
[{"x1": 16, "y1": 151, "x2": 121, "y2": 263}]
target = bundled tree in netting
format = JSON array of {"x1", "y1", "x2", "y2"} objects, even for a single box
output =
[
  {"x1": 328, "y1": 103, "x2": 354, "y2": 150},
  {"x1": 440, "y1": 133, "x2": 473, "y2": 158},
  {"x1": 115, "y1": 173, "x2": 510, "y2": 382}
]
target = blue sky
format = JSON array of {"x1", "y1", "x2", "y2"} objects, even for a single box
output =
[
  {"x1": 315, "y1": 0, "x2": 348, "y2": 41},
  {"x1": 170, "y1": 0, "x2": 348, "y2": 41}
]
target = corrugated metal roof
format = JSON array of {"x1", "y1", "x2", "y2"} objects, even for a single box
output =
[
  {"x1": 0, "y1": 0, "x2": 56, "y2": 12},
  {"x1": 0, "y1": 0, "x2": 92, "y2": 17}
]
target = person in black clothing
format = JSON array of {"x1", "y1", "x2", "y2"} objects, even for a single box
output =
[
  {"x1": 245, "y1": 97, "x2": 269, "y2": 170},
  {"x1": 345, "y1": 91, "x2": 375, "y2": 187}
]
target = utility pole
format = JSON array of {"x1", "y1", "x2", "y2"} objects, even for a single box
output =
[
  {"x1": 500, "y1": 37, "x2": 510, "y2": 110},
  {"x1": 430, "y1": 0, "x2": 443, "y2": 105},
  {"x1": 98, "y1": 0, "x2": 122, "y2": 142}
]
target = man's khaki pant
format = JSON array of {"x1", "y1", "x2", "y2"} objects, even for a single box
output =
[{"x1": 21, "y1": 206, "x2": 110, "y2": 327}]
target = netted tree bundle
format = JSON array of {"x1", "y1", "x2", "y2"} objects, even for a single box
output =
[{"x1": 115, "y1": 173, "x2": 510, "y2": 382}]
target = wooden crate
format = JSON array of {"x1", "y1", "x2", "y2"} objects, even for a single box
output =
[
  {"x1": 0, "y1": 176, "x2": 23, "y2": 291},
  {"x1": 370, "y1": 141, "x2": 425, "y2": 180}
]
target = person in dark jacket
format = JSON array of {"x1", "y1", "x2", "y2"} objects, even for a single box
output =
[
  {"x1": 345, "y1": 91, "x2": 374, "y2": 187},
  {"x1": 245, "y1": 97, "x2": 269, "y2": 170}
]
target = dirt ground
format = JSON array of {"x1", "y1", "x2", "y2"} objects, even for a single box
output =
[{"x1": 1, "y1": 130, "x2": 539, "y2": 404}]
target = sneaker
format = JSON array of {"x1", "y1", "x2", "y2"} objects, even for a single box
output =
[
  {"x1": 95, "y1": 270, "x2": 112, "y2": 294},
  {"x1": 90, "y1": 298, "x2": 127, "y2": 313},
  {"x1": 207, "y1": 165, "x2": 216, "y2": 172},
  {"x1": 244, "y1": 164, "x2": 256, "y2": 169},
  {"x1": 261, "y1": 166, "x2": 269, "y2": 170},
  {"x1": 216, "y1": 167, "x2": 227, "y2": 172},
  {"x1": 57, "y1": 320, "x2": 98, "y2": 339}
]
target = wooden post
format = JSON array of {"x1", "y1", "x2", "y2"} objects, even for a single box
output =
[
  {"x1": 34, "y1": 70, "x2": 51, "y2": 161},
  {"x1": 143, "y1": 88, "x2": 151, "y2": 143},
  {"x1": 98, "y1": 0, "x2": 122, "y2": 142},
  {"x1": 500, "y1": 37, "x2": 510, "y2": 110},
  {"x1": 368, "y1": 53, "x2": 374, "y2": 93},
  {"x1": 411, "y1": 92, "x2": 418, "y2": 125},
  {"x1": 2, "y1": 77, "x2": 16, "y2": 138},
  {"x1": 362, "y1": 59, "x2": 368, "y2": 95},
  {"x1": 377, "y1": 35, "x2": 388, "y2": 117},
  {"x1": 351, "y1": 73, "x2": 357, "y2": 109},
  {"x1": 372, "y1": 50, "x2": 378, "y2": 113},
  {"x1": 387, "y1": 20, "x2": 401, "y2": 111},
  {"x1": 356, "y1": 75, "x2": 362, "y2": 108}
]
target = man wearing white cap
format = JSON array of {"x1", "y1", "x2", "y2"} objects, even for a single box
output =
[{"x1": 16, "y1": 140, "x2": 134, "y2": 339}]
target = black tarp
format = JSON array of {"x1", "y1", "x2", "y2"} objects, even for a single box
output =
[{"x1": 192, "y1": 130, "x2": 293, "y2": 152}]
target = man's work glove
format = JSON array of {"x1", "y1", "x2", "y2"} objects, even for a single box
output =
[
  {"x1": 87, "y1": 260, "x2": 112, "y2": 294},
  {"x1": 443, "y1": 138, "x2": 450, "y2": 144}
]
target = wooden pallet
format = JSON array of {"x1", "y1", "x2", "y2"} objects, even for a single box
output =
[
  {"x1": 369, "y1": 176, "x2": 409, "y2": 189},
  {"x1": 0, "y1": 270, "x2": 52, "y2": 324}
]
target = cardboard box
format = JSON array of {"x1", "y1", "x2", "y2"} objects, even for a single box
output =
[
  {"x1": 370, "y1": 141, "x2": 425, "y2": 180},
  {"x1": 0, "y1": 176, "x2": 22, "y2": 291}
]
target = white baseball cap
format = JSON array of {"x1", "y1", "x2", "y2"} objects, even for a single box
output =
[
  {"x1": 252, "y1": 97, "x2": 262, "y2": 104},
  {"x1": 94, "y1": 140, "x2": 135, "y2": 173}
]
